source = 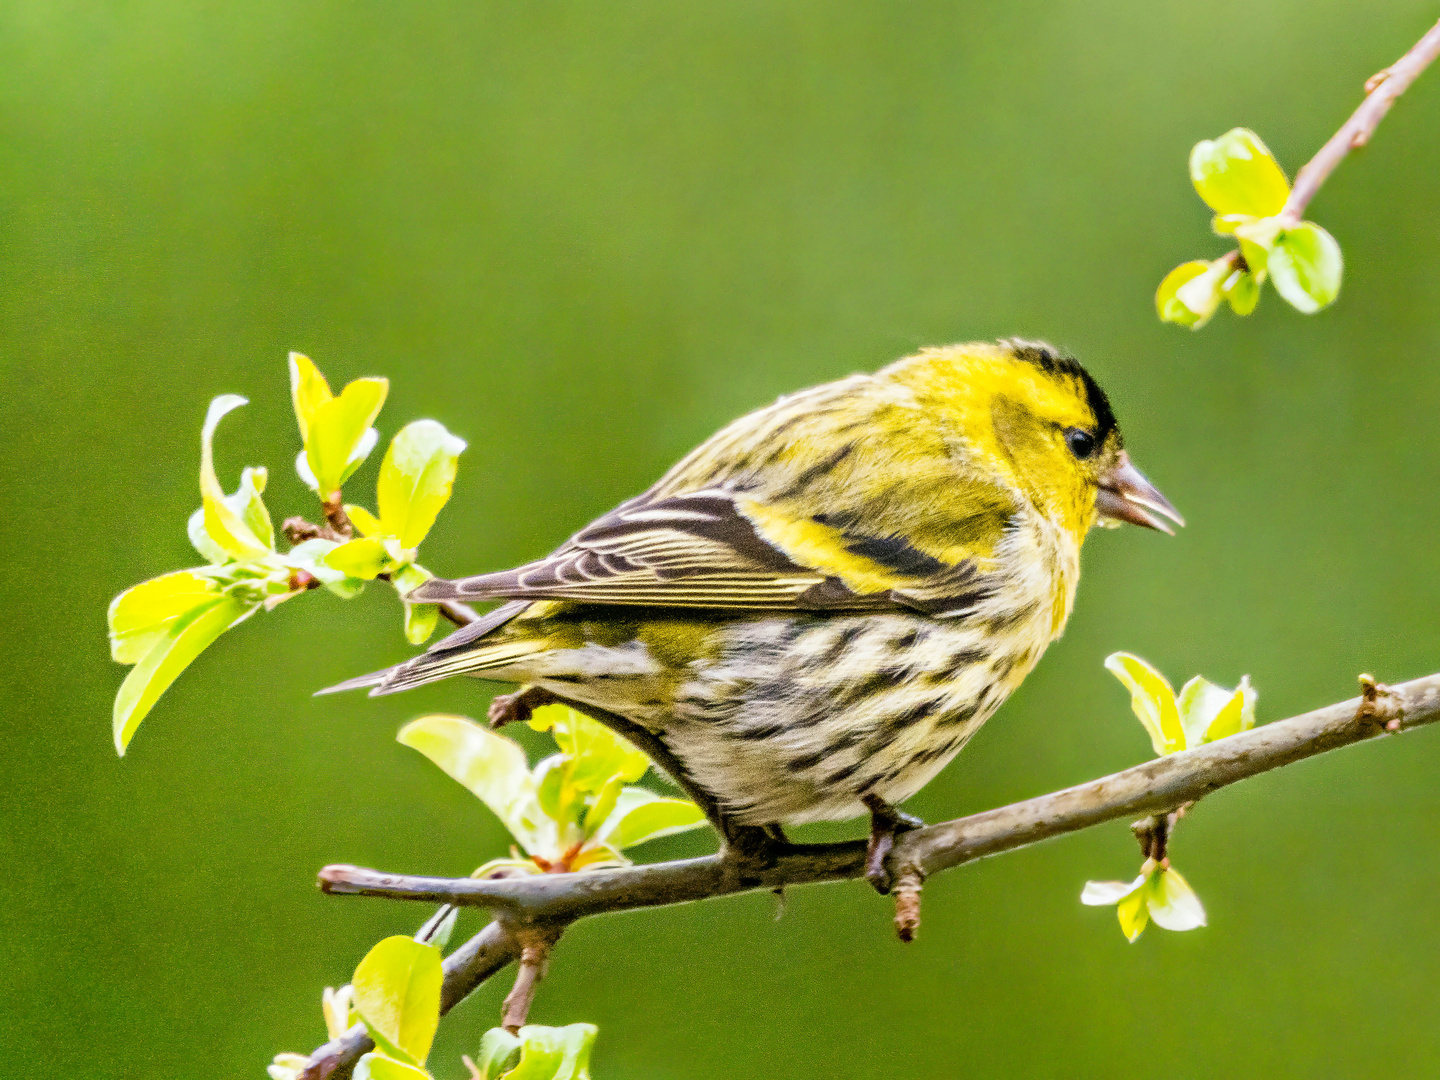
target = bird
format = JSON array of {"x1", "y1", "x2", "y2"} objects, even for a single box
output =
[{"x1": 325, "y1": 339, "x2": 1182, "y2": 890}]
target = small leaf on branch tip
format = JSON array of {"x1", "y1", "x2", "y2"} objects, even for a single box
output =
[
  {"x1": 323, "y1": 985, "x2": 356, "y2": 1041},
  {"x1": 392, "y1": 562, "x2": 432, "y2": 596},
  {"x1": 1232, "y1": 216, "x2": 1280, "y2": 273},
  {"x1": 199, "y1": 396, "x2": 273, "y2": 559},
  {"x1": 354, "y1": 1054, "x2": 434, "y2": 1080},
  {"x1": 347, "y1": 504, "x2": 384, "y2": 538},
  {"x1": 1223, "y1": 268, "x2": 1262, "y2": 316},
  {"x1": 582, "y1": 773, "x2": 625, "y2": 838},
  {"x1": 1201, "y1": 675, "x2": 1256, "y2": 743},
  {"x1": 398, "y1": 716, "x2": 548, "y2": 853},
  {"x1": 305, "y1": 376, "x2": 389, "y2": 497},
  {"x1": 1268, "y1": 221, "x2": 1343, "y2": 314},
  {"x1": 1147, "y1": 867, "x2": 1207, "y2": 932},
  {"x1": 504, "y1": 1024, "x2": 597, "y2": 1080},
  {"x1": 1117, "y1": 884, "x2": 1150, "y2": 942},
  {"x1": 595, "y1": 787, "x2": 707, "y2": 850},
  {"x1": 1189, "y1": 128, "x2": 1289, "y2": 218},
  {"x1": 1104, "y1": 653, "x2": 1185, "y2": 755},
  {"x1": 289, "y1": 352, "x2": 334, "y2": 443},
  {"x1": 1156, "y1": 261, "x2": 1215, "y2": 328},
  {"x1": 324, "y1": 537, "x2": 392, "y2": 580},
  {"x1": 1172, "y1": 259, "x2": 1231, "y2": 329},
  {"x1": 404, "y1": 601, "x2": 440, "y2": 645},
  {"x1": 377, "y1": 420, "x2": 467, "y2": 550},
  {"x1": 475, "y1": 1028, "x2": 524, "y2": 1080},
  {"x1": 108, "y1": 571, "x2": 221, "y2": 664},
  {"x1": 1080, "y1": 872, "x2": 1148, "y2": 907},
  {"x1": 536, "y1": 705, "x2": 651, "y2": 790},
  {"x1": 269, "y1": 1053, "x2": 310, "y2": 1080},
  {"x1": 351, "y1": 936, "x2": 442, "y2": 1066},
  {"x1": 113, "y1": 594, "x2": 256, "y2": 755}
]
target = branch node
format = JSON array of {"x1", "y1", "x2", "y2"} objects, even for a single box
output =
[
  {"x1": 892, "y1": 866, "x2": 924, "y2": 943},
  {"x1": 501, "y1": 928, "x2": 560, "y2": 1033},
  {"x1": 1364, "y1": 67, "x2": 1393, "y2": 94},
  {"x1": 1356, "y1": 673, "x2": 1403, "y2": 733}
]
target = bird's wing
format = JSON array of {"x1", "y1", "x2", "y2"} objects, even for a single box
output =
[{"x1": 410, "y1": 488, "x2": 991, "y2": 615}]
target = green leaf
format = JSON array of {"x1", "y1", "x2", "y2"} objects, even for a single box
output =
[
  {"x1": 405, "y1": 601, "x2": 440, "y2": 645},
  {"x1": 391, "y1": 563, "x2": 432, "y2": 596},
  {"x1": 1104, "y1": 653, "x2": 1185, "y2": 755},
  {"x1": 1268, "y1": 221, "x2": 1342, "y2": 314},
  {"x1": 1223, "y1": 268, "x2": 1262, "y2": 316},
  {"x1": 581, "y1": 774, "x2": 624, "y2": 839},
  {"x1": 1147, "y1": 867, "x2": 1207, "y2": 932},
  {"x1": 348, "y1": 504, "x2": 384, "y2": 537},
  {"x1": 289, "y1": 352, "x2": 334, "y2": 443},
  {"x1": 187, "y1": 507, "x2": 230, "y2": 564},
  {"x1": 397, "y1": 716, "x2": 549, "y2": 853},
  {"x1": 474, "y1": 1029, "x2": 524, "y2": 1080},
  {"x1": 1117, "y1": 882, "x2": 1151, "y2": 942},
  {"x1": 324, "y1": 537, "x2": 393, "y2": 580},
  {"x1": 108, "y1": 571, "x2": 221, "y2": 664},
  {"x1": 354, "y1": 1054, "x2": 434, "y2": 1080},
  {"x1": 351, "y1": 936, "x2": 443, "y2": 1066},
  {"x1": 113, "y1": 594, "x2": 256, "y2": 755},
  {"x1": 377, "y1": 420, "x2": 467, "y2": 550},
  {"x1": 268, "y1": 1053, "x2": 311, "y2": 1080},
  {"x1": 595, "y1": 788, "x2": 707, "y2": 850},
  {"x1": 1201, "y1": 674, "x2": 1256, "y2": 742},
  {"x1": 505, "y1": 1024, "x2": 597, "y2": 1080},
  {"x1": 1155, "y1": 260, "x2": 1215, "y2": 328},
  {"x1": 536, "y1": 705, "x2": 650, "y2": 791},
  {"x1": 1232, "y1": 216, "x2": 1280, "y2": 274},
  {"x1": 306, "y1": 376, "x2": 389, "y2": 496},
  {"x1": 1175, "y1": 675, "x2": 1238, "y2": 751},
  {"x1": 534, "y1": 754, "x2": 569, "y2": 825},
  {"x1": 199, "y1": 395, "x2": 272, "y2": 559},
  {"x1": 1080, "y1": 872, "x2": 1147, "y2": 907},
  {"x1": 1189, "y1": 128, "x2": 1290, "y2": 217}
]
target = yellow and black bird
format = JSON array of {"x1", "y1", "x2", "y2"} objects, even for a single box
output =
[{"x1": 328, "y1": 339, "x2": 1181, "y2": 887}]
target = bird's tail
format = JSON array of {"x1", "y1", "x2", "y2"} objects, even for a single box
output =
[{"x1": 316, "y1": 598, "x2": 539, "y2": 697}]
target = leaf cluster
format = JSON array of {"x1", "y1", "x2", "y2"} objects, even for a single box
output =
[
  {"x1": 106, "y1": 355, "x2": 466, "y2": 754},
  {"x1": 1157, "y1": 129, "x2": 1342, "y2": 328}
]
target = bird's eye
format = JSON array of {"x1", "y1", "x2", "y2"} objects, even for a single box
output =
[{"x1": 1064, "y1": 427, "x2": 1096, "y2": 459}]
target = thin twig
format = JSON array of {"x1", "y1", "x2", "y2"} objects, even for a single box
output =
[
  {"x1": 500, "y1": 929, "x2": 560, "y2": 1033},
  {"x1": 304, "y1": 669, "x2": 1439, "y2": 1076},
  {"x1": 1279, "y1": 17, "x2": 1440, "y2": 225}
]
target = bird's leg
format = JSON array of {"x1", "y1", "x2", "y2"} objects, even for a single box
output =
[
  {"x1": 862, "y1": 793, "x2": 924, "y2": 895},
  {"x1": 488, "y1": 685, "x2": 558, "y2": 729}
]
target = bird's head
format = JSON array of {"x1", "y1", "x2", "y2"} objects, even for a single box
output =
[{"x1": 884, "y1": 339, "x2": 1183, "y2": 541}]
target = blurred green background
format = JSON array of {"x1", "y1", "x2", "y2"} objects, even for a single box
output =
[{"x1": 5, "y1": 2, "x2": 1440, "y2": 1076}]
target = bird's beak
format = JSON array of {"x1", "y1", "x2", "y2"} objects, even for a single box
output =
[{"x1": 1095, "y1": 451, "x2": 1185, "y2": 535}]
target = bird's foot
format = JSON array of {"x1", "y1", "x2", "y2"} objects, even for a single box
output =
[
  {"x1": 488, "y1": 685, "x2": 558, "y2": 729},
  {"x1": 862, "y1": 793, "x2": 924, "y2": 895}
]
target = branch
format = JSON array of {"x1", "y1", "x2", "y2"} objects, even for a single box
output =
[
  {"x1": 304, "y1": 671, "x2": 1436, "y2": 1076},
  {"x1": 1279, "y1": 17, "x2": 1440, "y2": 224}
]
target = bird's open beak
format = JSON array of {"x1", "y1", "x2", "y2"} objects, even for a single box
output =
[{"x1": 1096, "y1": 451, "x2": 1185, "y2": 535}]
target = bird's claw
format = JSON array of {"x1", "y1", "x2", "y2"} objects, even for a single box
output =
[
  {"x1": 488, "y1": 686, "x2": 557, "y2": 729},
  {"x1": 862, "y1": 794, "x2": 923, "y2": 895}
]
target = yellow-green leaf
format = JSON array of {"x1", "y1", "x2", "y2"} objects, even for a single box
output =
[
  {"x1": 1155, "y1": 260, "x2": 1213, "y2": 328},
  {"x1": 474, "y1": 1028, "x2": 524, "y2": 1080},
  {"x1": 404, "y1": 602, "x2": 440, "y2": 645},
  {"x1": 324, "y1": 537, "x2": 392, "y2": 580},
  {"x1": 347, "y1": 504, "x2": 384, "y2": 537},
  {"x1": 199, "y1": 396, "x2": 272, "y2": 559},
  {"x1": 535, "y1": 705, "x2": 650, "y2": 791},
  {"x1": 505, "y1": 1024, "x2": 597, "y2": 1080},
  {"x1": 377, "y1": 420, "x2": 467, "y2": 549},
  {"x1": 351, "y1": 936, "x2": 443, "y2": 1066},
  {"x1": 107, "y1": 571, "x2": 221, "y2": 664},
  {"x1": 306, "y1": 377, "x2": 389, "y2": 496},
  {"x1": 354, "y1": 1054, "x2": 434, "y2": 1080},
  {"x1": 1116, "y1": 881, "x2": 1151, "y2": 942},
  {"x1": 289, "y1": 352, "x2": 334, "y2": 442},
  {"x1": 1202, "y1": 674, "x2": 1256, "y2": 742},
  {"x1": 1104, "y1": 652, "x2": 1185, "y2": 755},
  {"x1": 113, "y1": 594, "x2": 256, "y2": 755},
  {"x1": 1189, "y1": 128, "x2": 1290, "y2": 217},
  {"x1": 594, "y1": 788, "x2": 707, "y2": 850},
  {"x1": 1268, "y1": 221, "x2": 1342, "y2": 314},
  {"x1": 397, "y1": 715, "x2": 549, "y2": 853},
  {"x1": 1147, "y1": 866, "x2": 1207, "y2": 932},
  {"x1": 1223, "y1": 268, "x2": 1262, "y2": 316}
]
